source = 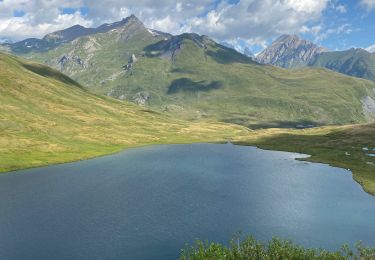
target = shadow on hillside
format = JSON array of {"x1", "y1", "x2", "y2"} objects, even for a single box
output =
[
  {"x1": 250, "y1": 120, "x2": 320, "y2": 130},
  {"x1": 22, "y1": 63, "x2": 83, "y2": 88},
  {"x1": 222, "y1": 118, "x2": 320, "y2": 130},
  {"x1": 170, "y1": 68, "x2": 196, "y2": 74},
  {"x1": 167, "y1": 78, "x2": 223, "y2": 94},
  {"x1": 143, "y1": 40, "x2": 172, "y2": 58},
  {"x1": 206, "y1": 46, "x2": 255, "y2": 65}
]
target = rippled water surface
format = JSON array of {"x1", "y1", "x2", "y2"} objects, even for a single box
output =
[{"x1": 0, "y1": 144, "x2": 374, "y2": 259}]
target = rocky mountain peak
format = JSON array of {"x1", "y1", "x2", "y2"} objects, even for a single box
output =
[
  {"x1": 95, "y1": 14, "x2": 144, "y2": 33},
  {"x1": 143, "y1": 33, "x2": 214, "y2": 61},
  {"x1": 256, "y1": 34, "x2": 328, "y2": 68},
  {"x1": 277, "y1": 34, "x2": 299, "y2": 41},
  {"x1": 7, "y1": 15, "x2": 147, "y2": 54},
  {"x1": 128, "y1": 14, "x2": 140, "y2": 22}
]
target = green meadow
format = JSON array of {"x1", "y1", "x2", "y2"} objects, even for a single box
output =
[
  {"x1": 1, "y1": 51, "x2": 375, "y2": 196},
  {"x1": 0, "y1": 52, "x2": 247, "y2": 172}
]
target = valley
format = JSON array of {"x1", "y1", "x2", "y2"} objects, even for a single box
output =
[
  {"x1": 1, "y1": 49, "x2": 375, "y2": 196},
  {"x1": 1, "y1": 15, "x2": 375, "y2": 196},
  {"x1": 1, "y1": 10, "x2": 375, "y2": 259},
  {"x1": 4, "y1": 16, "x2": 375, "y2": 129}
]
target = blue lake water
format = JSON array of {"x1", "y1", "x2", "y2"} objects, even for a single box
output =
[{"x1": 0, "y1": 143, "x2": 374, "y2": 259}]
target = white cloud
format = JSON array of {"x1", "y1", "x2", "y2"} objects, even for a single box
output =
[
  {"x1": 300, "y1": 25, "x2": 323, "y2": 36},
  {"x1": 313, "y1": 24, "x2": 353, "y2": 42},
  {"x1": 149, "y1": 15, "x2": 177, "y2": 33},
  {"x1": 336, "y1": 4, "x2": 347, "y2": 13},
  {"x1": 0, "y1": 12, "x2": 92, "y2": 40},
  {"x1": 361, "y1": 0, "x2": 375, "y2": 11},
  {"x1": 366, "y1": 44, "x2": 375, "y2": 53},
  {"x1": 0, "y1": 0, "x2": 331, "y2": 46},
  {"x1": 0, "y1": 0, "x2": 91, "y2": 40},
  {"x1": 286, "y1": 0, "x2": 328, "y2": 13},
  {"x1": 180, "y1": 0, "x2": 329, "y2": 46}
]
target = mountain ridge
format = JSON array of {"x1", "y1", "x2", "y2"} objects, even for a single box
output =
[
  {"x1": 2, "y1": 14, "x2": 147, "y2": 54},
  {"x1": 256, "y1": 34, "x2": 328, "y2": 68},
  {"x1": 308, "y1": 48, "x2": 375, "y2": 82},
  {"x1": 255, "y1": 34, "x2": 375, "y2": 84},
  {"x1": 6, "y1": 15, "x2": 375, "y2": 128}
]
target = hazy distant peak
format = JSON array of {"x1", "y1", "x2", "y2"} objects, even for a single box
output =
[
  {"x1": 43, "y1": 24, "x2": 92, "y2": 42},
  {"x1": 366, "y1": 44, "x2": 375, "y2": 53}
]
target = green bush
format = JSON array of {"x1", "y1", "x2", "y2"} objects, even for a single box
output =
[{"x1": 180, "y1": 236, "x2": 375, "y2": 260}]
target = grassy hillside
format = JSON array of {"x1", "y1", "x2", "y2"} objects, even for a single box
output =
[
  {"x1": 309, "y1": 48, "x2": 375, "y2": 82},
  {"x1": 234, "y1": 123, "x2": 375, "y2": 195},
  {"x1": 1, "y1": 51, "x2": 375, "y2": 196},
  {"x1": 0, "y1": 52, "x2": 247, "y2": 172},
  {"x1": 25, "y1": 16, "x2": 166, "y2": 94},
  {"x1": 22, "y1": 18, "x2": 375, "y2": 128}
]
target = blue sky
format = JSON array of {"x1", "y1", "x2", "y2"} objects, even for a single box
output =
[
  {"x1": 1, "y1": 0, "x2": 375, "y2": 54},
  {"x1": 300, "y1": 0, "x2": 375, "y2": 51}
]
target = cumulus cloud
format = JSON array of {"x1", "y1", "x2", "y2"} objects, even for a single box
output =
[
  {"x1": 0, "y1": 13, "x2": 92, "y2": 40},
  {"x1": 181, "y1": 0, "x2": 329, "y2": 46},
  {"x1": 0, "y1": 0, "x2": 91, "y2": 40},
  {"x1": 0, "y1": 0, "x2": 335, "y2": 49}
]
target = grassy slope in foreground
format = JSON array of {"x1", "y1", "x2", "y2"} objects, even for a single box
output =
[
  {"x1": 0, "y1": 52, "x2": 248, "y2": 172},
  {"x1": 234, "y1": 124, "x2": 375, "y2": 195}
]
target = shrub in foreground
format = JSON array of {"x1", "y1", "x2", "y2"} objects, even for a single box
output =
[{"x1": 180, "y1": 236, "x2": 375, "y2": 260}]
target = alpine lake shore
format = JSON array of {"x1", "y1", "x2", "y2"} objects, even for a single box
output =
[{"x1": 1, "y1": 17, "x2": 375, "y2": 258}]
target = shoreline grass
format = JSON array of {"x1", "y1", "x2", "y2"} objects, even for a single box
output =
[
  {"x1": 0, "y1": 139, "x2": 233, "y2": 174},
  {"x1": 233, "y1": 124, "x2": 375, "y2": 196}
]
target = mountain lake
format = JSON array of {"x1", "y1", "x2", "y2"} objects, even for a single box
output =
[{"x1": 0, "y1": 143, "x2": 374, "y2": 259}]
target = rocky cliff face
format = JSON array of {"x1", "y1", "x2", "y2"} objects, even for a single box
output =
[
  {"x1": 362, "y1": 94, "x2": 375, "y2": 121},
  {"x1": 256, "y1": 35, "x2": 328, "y2": 68}
]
